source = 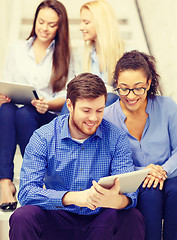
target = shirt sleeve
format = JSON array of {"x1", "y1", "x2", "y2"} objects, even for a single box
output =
[
  {"x1": 111, "y1": 130, "x2": 138, "y2": 208},
  {"x1": 18, "y1": 131, "x2": 67, "y2": 210},
  {"x1": 162, "y1": 98, "x2": 177, "y2": 178}
]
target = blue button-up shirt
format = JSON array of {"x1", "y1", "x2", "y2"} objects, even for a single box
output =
[
  {"x1": 18, "y1": 115, "x2": 137, "y2": 215},
  {"x1": 104, "y1": 96, "x2": 177, "y2": 178}
]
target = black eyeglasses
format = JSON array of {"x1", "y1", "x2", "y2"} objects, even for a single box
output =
[{"x1": 116, "y1": 84, "x2": 148, "y2": 96}]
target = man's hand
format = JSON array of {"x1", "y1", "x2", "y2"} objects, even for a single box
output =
[
  {"x1": 31, "y1": 97, "x2": 49, "y2": 114},
  {"x1": 89, "y1": 179, "x2": 129, "y2": 209},
  {"x1": 62, "y1": 179, "x2": 130, "y2": 210},
  {"x1": 143, "y1": 164, "x2": 167, "y2": 190},
  {"x1": 62, "y1": 189, "x2": 97, "y2": 211}
]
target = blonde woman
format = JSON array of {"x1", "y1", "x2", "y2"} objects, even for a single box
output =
[{"x1": 75, "y1": 0, "x2": 124, "y2": 106}]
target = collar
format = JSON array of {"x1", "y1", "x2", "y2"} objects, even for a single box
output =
[
  {"x1": 145, "y1": 97, "x2": 152, "y2": 114},
  {"x1": 116, "y1": 98, "x2": 127, "y2": 122},
  {"x1": 90, "y1": 46, "x2": 98, "y2": 63},
  {"x1": 26, "y1": 37, "x2": 55, "y2": 50}
]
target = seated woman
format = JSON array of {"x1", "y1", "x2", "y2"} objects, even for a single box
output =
[
  {"x1": 0, "y1": 0, "x2": 74, "y2": 211},
  {"x1": 104, "y1": 50, "x2": 177, "y2": 240},
  {"x1": 76, "y1": 0, "x2": 124, "y2": 106}
]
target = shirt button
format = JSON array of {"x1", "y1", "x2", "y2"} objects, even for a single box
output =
[
  {"x1": 81, "y1": 147, "x2": 84, "y2": 150},
  {"x1": 80, "y1": 207, "x2": 83, "y2": 210},
  {"x1": 79, "y1": 188, "x2": 83, "y2": 191},
  {"x1": 80, "y1": 168, "x2": 83, "y2": 171}
]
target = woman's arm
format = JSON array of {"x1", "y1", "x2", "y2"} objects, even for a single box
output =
[
  {"x1": 0, "y1": 95, "x2": 11, "y2": 107},
  {"x1": 31, "y1": 97, "x2": 65, "y2": 114}
]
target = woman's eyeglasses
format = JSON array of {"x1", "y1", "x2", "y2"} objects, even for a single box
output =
[{"x1": 115, "y1": 84, "x2": 148, "y2": 96}]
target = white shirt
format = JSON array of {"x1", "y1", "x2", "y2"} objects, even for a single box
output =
[{"x1": 2, "y1": 37, "x2": 74, "y2": 101}]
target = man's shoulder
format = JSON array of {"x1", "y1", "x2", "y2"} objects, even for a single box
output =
[
  {"x1": 35, "y1": 114, "x2": 68, "y2": 138},
  {"x1": 100, "y1": 118, "x2": 126, "y2": 137},
  {"x1": 99, "y1": 119, "x2": 130, "y2": 150}
]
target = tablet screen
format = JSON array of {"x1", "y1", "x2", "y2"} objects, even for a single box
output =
[{"x1": 98, "y1": 168, "x2": 150, "y2": 193}]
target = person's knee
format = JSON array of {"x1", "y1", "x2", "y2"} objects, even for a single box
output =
[
  {"x1": 128, "y1": 208, "x2": 145, "y2": 224},
  {"x1": 98, "y1": 208, "x2": 144, "y2": 227},
  {"x1": 0, "y1": 103, "x2": 17, "y2": 118},
  {"x1": 139, "y1": 185, "x2": 162, "y2": 203},
  {"x1": 9, "y1": 205, "x2": 43, "y2": 227}
]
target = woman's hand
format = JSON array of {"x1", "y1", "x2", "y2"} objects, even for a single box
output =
[
  {"x1": 31, "y1": 97, "x2": 49, "y2": 114},
  {"x1": 0, "y1": 94, "x2": 11, "y2": 107},
  {"x1": 143, "y1": 164, "x2": 167, "y2": 190},
  {"x1": 145, "y1": 164, "x2": 167, "y2": 180}
]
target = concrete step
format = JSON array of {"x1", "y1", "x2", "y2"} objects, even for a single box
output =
[{"x1": 0, "y1": 147, "x2": 22, "y2": 240}]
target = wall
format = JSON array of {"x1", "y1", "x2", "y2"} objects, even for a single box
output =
[
  {"x1": 0, "y1": 0, "x2": 149, "y2": 80},
  {"x1": 138, "y1": 0, "x2": 177, "y2": 102},
  {"x1": 0, "y1": 0, "x2": 12, "y2": 79}
]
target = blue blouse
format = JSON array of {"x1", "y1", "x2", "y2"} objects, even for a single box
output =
[{"x1": 104, "y1": 96, "x2": 177, "y2": 178}]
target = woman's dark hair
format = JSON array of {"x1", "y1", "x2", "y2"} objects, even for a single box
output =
[
  {"x1": 113, "y1": 50, "x2": 162, "y2": 98},
  {"x1": 67, "y1": 73, "x2": 107, "y2": 108},
  {"x1": 27, "y1": 0, "x2": 70, "y2": 92}
]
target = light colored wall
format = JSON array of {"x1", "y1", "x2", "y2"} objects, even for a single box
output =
[
  {"x1": 0, "y1": 0, "x2": 23, "y2": 79},
  {"x1": 0, "y1": 0, "x2": 149, "y2": 81},
  {"x1": 0, "y1": 0, "x2": 12, "y2": 79},
  {"x1": 138, "y1": 0, "x2": 177, "y2": 102},
  {"x1": 3, "y1": 0, "x2": 175, "y2": 100}
]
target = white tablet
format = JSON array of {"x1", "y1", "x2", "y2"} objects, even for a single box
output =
[
  {"x1": 0, "y1": 81, "x2": 39, "y2": 105},
  {"x1": 98, "y1": 168, "x2": 150, "y2": 193}
]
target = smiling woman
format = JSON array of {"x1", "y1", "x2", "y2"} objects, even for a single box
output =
[
  {"x1": 74, "y1": 0, "x2": 124, "y2": 107},
  {"x1": 104, "y1": 50, "x2": 177, "y2": 240},
  {"x1": 33, "y1": 7, "x2": 59, "y2": 63},
  {"x1": 0, "y1": 0, "x2": 74, "y2": 212}
]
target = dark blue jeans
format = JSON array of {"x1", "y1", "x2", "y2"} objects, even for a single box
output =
[
  {"x1": 9, "y1": 205, "x2": 145, "y2": 240},
  {"x1": 0, "y1": 103, "x2": 57, "y2": 180},
  {"x1": 137, "y1": 177, "x2": 177, "y2": 240}
]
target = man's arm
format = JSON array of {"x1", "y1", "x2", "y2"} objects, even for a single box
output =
[{"x1": 18, "y1": 130, "x2": 68, "y2": 210}]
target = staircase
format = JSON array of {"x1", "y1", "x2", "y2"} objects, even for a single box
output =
[{"x1": 0, "y1": 1, "x2": 149, "y2": 239}]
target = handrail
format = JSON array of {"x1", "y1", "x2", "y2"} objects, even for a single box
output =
[{"x1": 135, "y1": 0, "x2": 152, "y2": 54}]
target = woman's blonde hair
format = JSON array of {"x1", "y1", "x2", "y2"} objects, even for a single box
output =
[{"x1": 80, "y1": 0, "x2": 124, "y2": 85}]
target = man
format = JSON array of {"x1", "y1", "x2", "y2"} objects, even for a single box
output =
[{"x1": 9, "y1": 73, "x2": 145, "y2": 240}]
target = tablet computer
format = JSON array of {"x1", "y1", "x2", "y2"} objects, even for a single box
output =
[
  {"x1": 0, "y1": 81, "x2": 39, "y2": 105},
  {"x1": 98, "y1": 168, "x2": 150, "y2": 193}
]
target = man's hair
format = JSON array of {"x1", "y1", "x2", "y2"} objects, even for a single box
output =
[{"x1": 67, "y1": 73, "x2": 107, "y2": 107}]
